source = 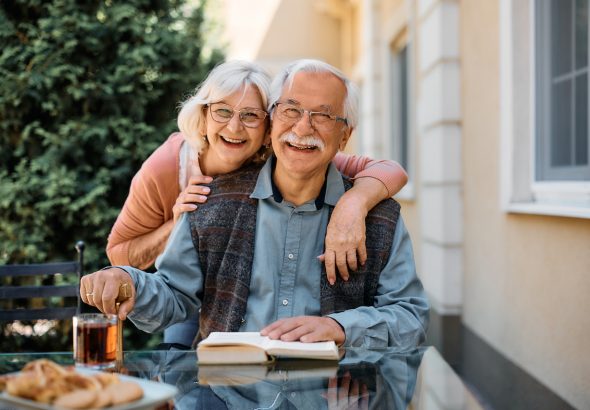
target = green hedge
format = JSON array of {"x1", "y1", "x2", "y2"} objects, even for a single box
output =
[{"x1": 0, "y1": 0, "x2": 223, "y2": 351}]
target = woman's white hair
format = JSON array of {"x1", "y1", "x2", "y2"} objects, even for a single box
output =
[
  {"x1": 268, "y1": 59, "x2": 359, "y2": 129},
  {"x1": 177, "y1": 60, "x2": 271, "y2": 152}
]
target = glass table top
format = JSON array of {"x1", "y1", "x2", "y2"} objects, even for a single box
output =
[{"x1": 0, "y1": 346, "x2": 482, "y2": 409}]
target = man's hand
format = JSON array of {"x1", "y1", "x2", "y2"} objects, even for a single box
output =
[
  {"x1": 80, "y1": 268, "x2": 136, "y2": 320},
  {"x1": 260, "y1": 316, "x2": 345, "y2": 345}
]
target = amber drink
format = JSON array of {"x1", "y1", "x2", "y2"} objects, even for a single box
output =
[{"x1": 73, "y1": 313, "x2": 117, "y2": 369}]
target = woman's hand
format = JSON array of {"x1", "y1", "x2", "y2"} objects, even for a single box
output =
[
  {"x1": 321, "y1": 194, "x2": 368, "y2": 284},
  {"x1": 80, "y1": 268, "x2": 136, "y2": 321},
  {"x1": 320, "y1": 176, "x2": 390, "y2": 285},
  {"x1": 172, "y1": 175, "x2": 213, "y2": 223}
]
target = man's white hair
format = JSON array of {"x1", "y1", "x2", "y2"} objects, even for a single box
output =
[{"x1": 268, "y1": 59, "x2": 359, "y2": 129}]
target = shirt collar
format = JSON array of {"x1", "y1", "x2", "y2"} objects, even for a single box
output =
[{"x1": 251, "y1": 155, "x2": 345, "y2": 208}]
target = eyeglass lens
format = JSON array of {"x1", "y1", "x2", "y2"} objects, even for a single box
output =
[
  {"x1": 276, "y1": 103, "x2": 344, "y2": 131},
  {"x1": 209, "y1": 103, "x2": 267, "y2": 127}
]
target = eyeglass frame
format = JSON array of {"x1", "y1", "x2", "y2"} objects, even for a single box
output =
[
  {"x1": 271, "y1": 102, "x2": 349, "y2": 131},
  {"x1": 206, "y1": 102, "x2": 269, "y2": 128}
]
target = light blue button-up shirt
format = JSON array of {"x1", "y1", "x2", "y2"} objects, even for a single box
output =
[{"x1": 123, "y1": 158, "x2": 429, "y2": 348}]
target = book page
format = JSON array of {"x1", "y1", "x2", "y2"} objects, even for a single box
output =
[
  {"x1": 265, "y1": 339, "x2": 339, "y2": 359},
  {"x1": 265, "y1": 339, "x2": 336, "y2": 352},
  {"x1": 199, "y1": 332, "x2": 270, "y2": 348}
]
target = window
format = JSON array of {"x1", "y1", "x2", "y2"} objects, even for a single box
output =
[
  {"x1": 535, "y1": 0, "x2": 590, "y2": 182},
  {"x1": 500, "y1": 0, "x2": 590, "y2": 218},
  {"x1": 391, "y1": 44, "x2": 410, "y2": 172},
  {"x1": 388, "y1": 38, "x2": 414, "y2": 200}
]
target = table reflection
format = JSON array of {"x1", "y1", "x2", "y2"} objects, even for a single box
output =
[
  {"x1": 0, "y1": 347, "x2": 481, "y2": 409},
  {"x1": 124, "y1": 348, "x2": 425, "y2": 410}
]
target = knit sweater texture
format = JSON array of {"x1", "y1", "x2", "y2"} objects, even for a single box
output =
[{"x1": 188, "y1": 163, "x2": 400, "y2": 342}]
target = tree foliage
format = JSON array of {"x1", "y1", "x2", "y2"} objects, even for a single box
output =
[
  {"x1": 0, "y1": 0, "x2": 222, "y2": 266},
  {"x1": 0, "y1": 0, "x2": 223, "y2": 350}
]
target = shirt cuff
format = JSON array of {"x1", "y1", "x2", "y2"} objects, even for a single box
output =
[{"x1": 327, "y1": 311, "x2": 389, "y2": 348}]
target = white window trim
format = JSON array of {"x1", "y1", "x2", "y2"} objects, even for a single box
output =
[{"x1": 500, "y1": 0, "x2": 590, "y2": 219}]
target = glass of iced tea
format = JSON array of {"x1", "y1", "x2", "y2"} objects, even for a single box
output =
[{"x1": 73, "y1": 313, "x2": 117, "y2": 369}]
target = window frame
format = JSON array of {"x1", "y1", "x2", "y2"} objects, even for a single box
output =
[
  {"x1": 500, "y1": 0, "x2": 590, "y2": 219},
  {"x1": 533, "y1": 0, "x2": 590, "y2": 182}
]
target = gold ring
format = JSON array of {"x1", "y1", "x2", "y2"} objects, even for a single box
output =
[
  {"x1": 86, "y1": 292, "x2": 94, "y2": 297},
  {"x1": 119, "y1": 283, "x2": 130, "y2": 299}
]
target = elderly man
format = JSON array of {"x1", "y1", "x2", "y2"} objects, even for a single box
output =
[{"x1": 81, "y1": 59, "x2": 429, "y2": 348}]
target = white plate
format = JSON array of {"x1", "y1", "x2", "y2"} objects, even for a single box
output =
[{"x1": 0, "y1": 370, "x2": 178, "y2": 410}]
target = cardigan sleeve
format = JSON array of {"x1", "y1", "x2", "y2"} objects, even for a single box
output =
[
  {"x1": 333, "y1": 152, "x2": 406, "y2": 197},
  {"x1": 106, "y1": 134, "x2": 182, "y2": 266}
]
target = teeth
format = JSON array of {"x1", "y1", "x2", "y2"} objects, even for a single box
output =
[
  {"x1": 222, "y1": 136, "x2": 245, "y2": 144},
  {"x1": 288, "y1": 142, "x2": 316, "y2": 150}
]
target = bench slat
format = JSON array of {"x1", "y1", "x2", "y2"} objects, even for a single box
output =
[
  {"x1": 0, "y1": 307, "x2": 78, "y2": 321},
  {"x1": 0, "y1": 285, "x2": 79, "y2": 299},
  {"x1": 0, "y1": 262, "x2": 79, "y2": 277}
]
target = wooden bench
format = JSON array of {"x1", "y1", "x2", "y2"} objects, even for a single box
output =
[{"x1": 0, "y1": 241, "x2": 85, "y2": 321}]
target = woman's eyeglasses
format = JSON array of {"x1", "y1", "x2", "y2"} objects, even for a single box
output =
[{"x1": 207, "y1": 103, "x2": 268, "y2": 128}]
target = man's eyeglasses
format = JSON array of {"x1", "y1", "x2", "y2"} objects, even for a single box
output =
[
  {"x1": 207, "y1": 103, "x2": 268, "y2": 128},
  {"x1": 272, "y1": 102, "x2": 348, "y2": 132}
]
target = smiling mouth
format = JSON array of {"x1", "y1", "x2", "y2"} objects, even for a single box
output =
[
  {"x1": 221, "y1": 135, "x2": 246, "y2": 145},
  {"x1": 286, "y1": 141, "x2": 319, "y2": 150}
]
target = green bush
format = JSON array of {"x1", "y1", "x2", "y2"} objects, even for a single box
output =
[{"x1": 0, "y1": 0, "x2": 223, "y2": 351}]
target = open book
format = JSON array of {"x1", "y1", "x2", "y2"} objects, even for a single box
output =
[{"x1": 197, "y1": 332, "x2": 341, "y2": 364}]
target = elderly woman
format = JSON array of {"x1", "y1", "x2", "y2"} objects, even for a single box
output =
[{"x1": 105, "y1": 61, "x2": 408, "y2": 346}]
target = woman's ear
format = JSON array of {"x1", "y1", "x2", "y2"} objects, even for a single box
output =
[{"x1": 198, "y1": 106, "x2": 208, "y2": 136}]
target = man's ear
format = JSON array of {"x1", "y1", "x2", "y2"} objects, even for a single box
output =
[{"x1": 338, "y1": 127, "x2": 353, "y2": 151}]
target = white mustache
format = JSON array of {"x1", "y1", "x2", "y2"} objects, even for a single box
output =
[{"x1": 278, "y1": 132, "x2": 325, "y2": 151}]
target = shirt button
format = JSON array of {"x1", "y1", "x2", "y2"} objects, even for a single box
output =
[
  {"x1": 282, "y1": 299, "x2": 289, "y2": 306},
  {"x1": 288, "y1": 253, "x2": 294, "y2": 259}
]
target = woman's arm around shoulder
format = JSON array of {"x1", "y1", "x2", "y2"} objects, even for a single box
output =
[
  {"x1": 333, "y1": 152, "x2": 408, "y2": 197},
  {"x1": 106, "y1": 135, "x2": 183, "y2": 268},
  {"x1": 323, "y1": 152, "x2": 408, "y2": 283}
]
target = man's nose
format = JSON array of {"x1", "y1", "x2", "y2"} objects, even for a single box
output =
[{"x1": 292, "y1": 111, "x2": 314, "y2": 135}]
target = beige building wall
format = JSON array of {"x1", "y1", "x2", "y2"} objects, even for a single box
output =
[
  {"x1": 218, "y1": 0, "x2": 590, "y2": 407},
  {"x1": 220, "y1": 0, "x2": 342, "y2": 74},
  {"x1": 461, "y1": 1, "x2": 590, "y2": 408}
]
